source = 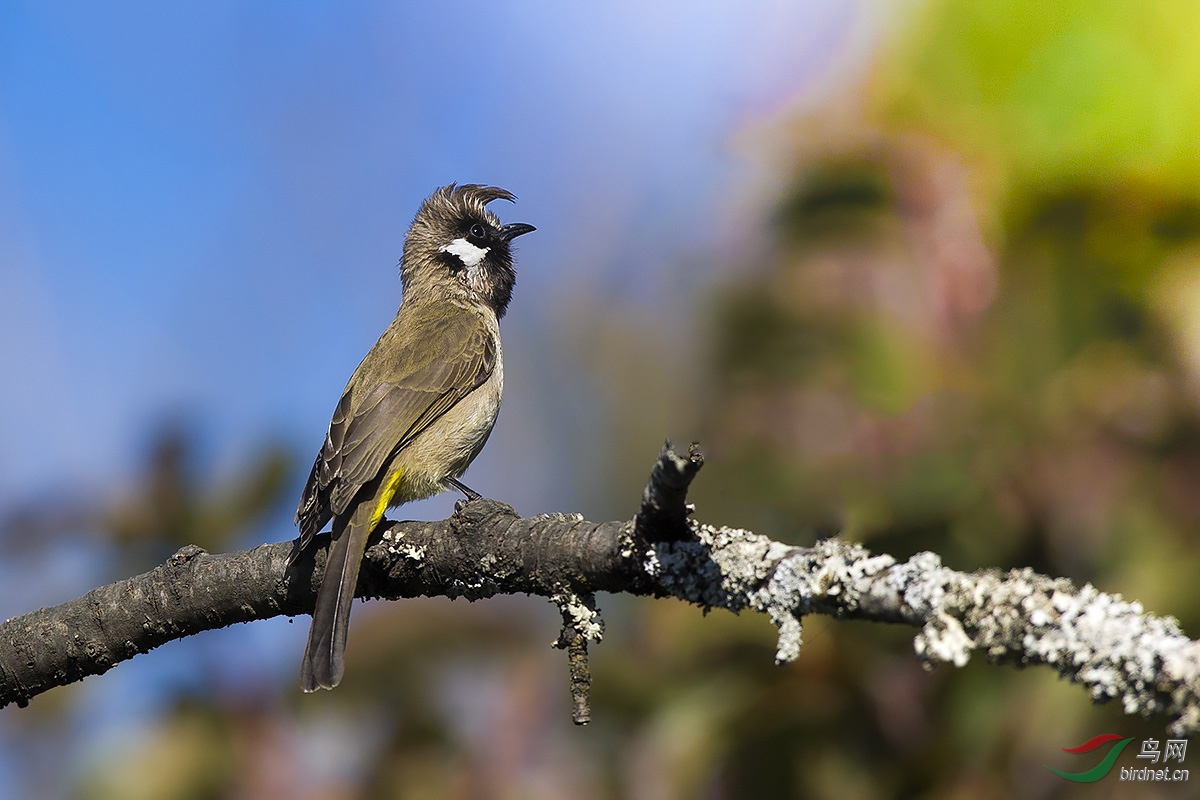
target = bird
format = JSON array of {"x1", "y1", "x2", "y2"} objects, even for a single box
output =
[{"x1": 292, "y1": 183, "x2": 535, "y2": 691}]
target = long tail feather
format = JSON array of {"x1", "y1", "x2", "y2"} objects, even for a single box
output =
[{"x1": 299, "y1": 502, "x2": 373, "y2": 691}]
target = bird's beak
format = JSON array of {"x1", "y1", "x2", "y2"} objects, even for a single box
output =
[{"x1": 498, "y1": 222, "x2": 536, "y2": 242}]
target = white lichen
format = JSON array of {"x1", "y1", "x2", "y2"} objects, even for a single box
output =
[
  {"x1": 551, "y1": 592, "x2": 604, "y2": 643},
  {"x1": 642, "y1": 549, "x2": 661, "y2": 577},
  {"x1": 914, "y1": 611, "x2": 973, "y2": 668},
  {"x1": 396, "y1": 543, "x2": 425, "y2": 562},
  {"x1": 381, "y1": 529, "x2": 426, "y2": 562},
  {"x1": 634, "y1": 518, "x2": 1200, "y2": 735}
]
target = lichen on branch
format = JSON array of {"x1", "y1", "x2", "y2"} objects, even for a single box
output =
[{"x1": 0, "y1": 443, "x2": 1196, "y2": 737}]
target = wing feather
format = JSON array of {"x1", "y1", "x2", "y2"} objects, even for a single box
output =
[{"x1": 294, "y1": 306, "x2": 496, "y2": 544}]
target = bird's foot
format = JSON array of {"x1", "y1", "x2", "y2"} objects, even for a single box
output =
[{"x1": 445, "y1": 477, "x2": 482, "y2": 512}]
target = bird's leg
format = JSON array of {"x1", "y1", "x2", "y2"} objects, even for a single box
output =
[{"x1": 445, "y1": 477, "x2": 482, "y2": 511}]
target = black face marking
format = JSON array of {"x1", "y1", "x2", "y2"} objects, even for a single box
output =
[{"x1": 466, "y1": 221, "x2": 491, "y2": 249}]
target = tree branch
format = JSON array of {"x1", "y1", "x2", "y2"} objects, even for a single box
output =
[{"x1": 2, "y1": 444, "x2": 1198, "y2": 736}]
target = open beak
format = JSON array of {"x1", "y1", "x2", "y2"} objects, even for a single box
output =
[{"x1": 498, "y1": 222, "x2": 536, "y2": 242}]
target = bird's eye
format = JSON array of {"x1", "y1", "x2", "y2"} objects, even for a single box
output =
[{"x1": 468, "y1": 223, "x2": 487, "y2": 240}]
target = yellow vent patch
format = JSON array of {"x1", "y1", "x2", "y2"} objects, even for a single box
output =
[{"x1": 370, "y1": 467, "x2": 405, "y2": 531}]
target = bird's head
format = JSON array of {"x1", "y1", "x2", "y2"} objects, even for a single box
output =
[{"x1": 399, "y1": 184, "x2": 535, "y2": 317}]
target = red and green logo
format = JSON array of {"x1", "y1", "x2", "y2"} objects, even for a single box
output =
[{"x1": 1045, "y1": 734, "x2": 1135, "y2": 782}]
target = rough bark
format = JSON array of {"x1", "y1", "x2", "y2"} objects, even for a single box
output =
[{"x1": 1, "y1": 443, "x2": 1197, "y2": 736}]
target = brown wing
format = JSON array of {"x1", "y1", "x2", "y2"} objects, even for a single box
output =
[{"x1": 294, "y1": 306, "x2": 496, "y2": 548}]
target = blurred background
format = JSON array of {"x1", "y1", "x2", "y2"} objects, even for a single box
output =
[{"x1": 3, "y1": 0, "x2": 1200, "y2": 797}]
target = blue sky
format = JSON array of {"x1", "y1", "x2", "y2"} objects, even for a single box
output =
[
  {"x1": 0, "y1": 1, "x2": 871, "y2": 510},
  {"x1": 0, "y1": 2, "x2": 875, "y2": 791}
]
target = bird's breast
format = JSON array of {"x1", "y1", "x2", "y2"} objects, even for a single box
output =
[{"x1": 390, "y1": 338, "x2": 503, "y2": 503}]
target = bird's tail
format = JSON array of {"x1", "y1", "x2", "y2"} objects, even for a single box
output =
[{"x1": 299, "y1": 500, "x2": 375, "y2": 691}]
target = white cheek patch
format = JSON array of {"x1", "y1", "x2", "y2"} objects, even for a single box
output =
[{"x1": 440, "y1": 237, "x2": 490, "y2": 268}]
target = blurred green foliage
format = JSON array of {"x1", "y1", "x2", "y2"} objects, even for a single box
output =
[
  {"x1": 611, "y1": 2, "x2": 1200, "y2": 797},
  {"x1": 107, "y1": 422, "x2": 294, "y2": 562},
  {"x1": 878, "y1": 0, "x2": 1200, "y2": 190}
]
